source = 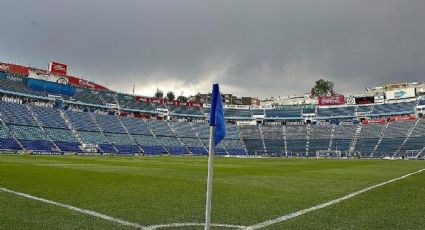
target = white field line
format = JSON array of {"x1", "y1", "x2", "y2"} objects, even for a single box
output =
[
  {"x1": 0, "y1": 187, "x2": 144, "y2": 229},
  {"x1": 2, "y1": 168, "x2": 424, "y2": 230},
  {"x1": 146, "y1": 223, "x2": 245, "y2": 229},
  {"x1": 244, "y1": 168, "x2": 425, "y2": 230}
]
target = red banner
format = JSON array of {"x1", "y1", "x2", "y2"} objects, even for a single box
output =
[
  {"x1": 151, "y1": 98, "x2": 164, "y2": 104},
  {"x1": 49, "y1": 62, "x2": 68, "y2": 75},
  {"x1": 67, "y1": 76, "x2": 108, "y2": 91},
  {"x1": 0, "y1": 62, "x2": 29, "y2": 75},
  {"x1": 362, "y1": 118, "x2": 387, "y2": 125},
  {"x1": 390, "y1": 115, "x2": 416, "y2": 122},
  {"x1": 318, "y1": 95, "x2": 345, "y2": 106}
]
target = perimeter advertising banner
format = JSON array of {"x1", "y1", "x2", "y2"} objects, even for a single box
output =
[
  {"x1": 385, "y1": 87, "x2": 416, "y2": 100},
  {"x1": 49, "y1": 62, "x2": 68, "y2": 75},
  {"x1": 318, "y1": 95, "x2": 345, "y2": 106}
]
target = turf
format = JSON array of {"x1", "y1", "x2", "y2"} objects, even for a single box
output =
[{"x1": 0, "y1": 155, "x2": 424, "y2": 229}]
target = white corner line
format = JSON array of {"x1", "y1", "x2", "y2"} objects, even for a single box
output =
[
  {"x1": 0, "y1": 187, "x2": 145, "y2": 229},
  {"x1": 244, "y1": 168, "x2": 425, "y2": 230}
]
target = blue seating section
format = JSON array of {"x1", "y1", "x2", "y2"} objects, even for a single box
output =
[
  {"x1": 317, "y1": 107, "x2": 355, "y2": 117},
  {"x1": 0, "y1": 138, "x2": 21, "y2": 150},
  {"x1": 73, "y1": 88, "x2": 104, "y2": 105},
  {"x1": 168, "y1": 105, "x2": 204, "y2": 116},
  {"x1": 188, "y1": 147, "x2": 208, "y2": 155},
  {"x1": 142, "y1": 145, "x2": 167, "y2": 155},
  {"x1": 401, "y1": 119, "x2": 425, "y2": 153},
  {"x1": 375, "y1": 121, "x2": 415, "y2": 155},
  {"x1": 224, "y1": 109, "x2": 251, "y2": 118},
  {"x1": 66, "y1": 111, "x2": 99, "y2": 131},
  {"x1": 115, "y1": 145, "x2": 141, "y2": 154},
  {"x1": 0, "y1": 72, "x2": 46, "y2": 97},
  {"x1": 120, "y1": 117, "x2": 152, "y2": 135},
  {"x1": 30, "y1": 105, "x2": 68, "y2": 128},
  {"x1": 171, "y1": 122, "x2": 196, "y2": 137},
  {"x1": 55, "y1": 141, "x2": 81, "y2": 152},
  {"x1": 244, "y1": 139, "x2": 264, "y2": 155},
  {"x1": 265, "y1": 109, "x2": 301, "y2": 118},
  {"x1": 93, "y1": 114, "x2": 127, "y2": 134},
  {"x1": 263, "y1": 139, "x2": 285, "y2": 155},
  {"x1": 1, "y1": 97, "x2": 424, "y2": 157},
  {"x1": 0, "y1": 101, "x2": 37, "y2": 125},
  {"x1": 98, "y1": 144, "x2": 117, "y2": 153},
  {"x1": 148, "y1": 120, "x2": 174, "y2": 136},
  {"x1": 372, "y1": 102, "x2": 416, "y2": 115},
  {"x1": 20, "y1": 139, "x2": 55, "y2": 152}
]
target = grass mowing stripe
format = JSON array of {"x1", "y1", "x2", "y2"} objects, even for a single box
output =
[
  {"x1": 0, "y1": 187, "x2": 144, "y2": 229},
  {"x1": 244, "y1": 168, "x2": 425, "y2": 230}
]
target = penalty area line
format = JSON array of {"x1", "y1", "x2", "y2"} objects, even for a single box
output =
[
  {"x1": 0, "y1": 187, "x2": 144, "y2": 229},
  {"x1": 245, "y1": 168, "x2": 425, "y2": 230}
]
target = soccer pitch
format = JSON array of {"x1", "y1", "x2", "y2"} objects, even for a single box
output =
[{"x1": 1, "y1": 155, "x2": 424, "y2": 230}]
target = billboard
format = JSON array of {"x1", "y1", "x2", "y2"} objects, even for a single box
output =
[
  {"x1": 318, "y1": 95, "x2": 345, "y2": 106},
  {"x1": 67, "y1": 76, "x2": 109, "y2": 91},
  {"x1": 355, "y1": 96, "x2": 375, "y2": 105},
  {"x1": 385, "y1": 87, "x2": 415, "y2": 100},
  {"x1": 49, "y1": 62, "x2": 68, "y2": 75},
  {"x1": 0, "y1": 62, "x2": 30, "y2": 75},
  {"x1": 28, "y1": 70, "x2": 69, "y2": 84}
]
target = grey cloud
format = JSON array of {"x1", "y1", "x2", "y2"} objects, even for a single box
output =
[{"x1": 0, "y1": 0, "x2": 424, "y2": 97}]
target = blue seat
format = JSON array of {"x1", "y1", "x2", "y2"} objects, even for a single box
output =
[
  {"x1": 142, "y1": 145, "x2": 166, "y2": 155},
  {"x1": 165, "y1": 146, "x2": 188, "y2": 155},
  {"x1": 55, "y1": 141, "x2": 82, "y2": 152},
  {"x1": 115, "y1": 145, "x2": 140, "y2": 154},
  {"x1": 98, "y1": 144, "x2": 117, "y2": 153},
  {"x1": 189, "y1": 147, "x2": 208, "y2": 155},
  {"x1": 0, "y1": 138, "x2": 22, "y2": 150},
  {"x1": 227, "y1": 148, "x2": 246, "y2": 155},
  {"x1": 20, "y1": 139, "x2": 55, "y2": 152}
]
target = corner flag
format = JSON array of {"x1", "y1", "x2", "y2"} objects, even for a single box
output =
[
  {"x1": 204, "y1": 83, "x2": 226, "y2": 230},
  {"x1": 209, "y1": 84, "x2": 226, "y2": 145}
]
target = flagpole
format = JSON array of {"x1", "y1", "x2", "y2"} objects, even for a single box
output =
[{"x1": 205, "y1": 125, "x2": 215, "y2": 230}]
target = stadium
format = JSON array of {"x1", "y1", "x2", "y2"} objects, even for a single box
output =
[
  {"x1": 0, "y1": 61, "x2": 424, "y2": 158},
  {"x1": 1, "y1": 60, "x2": 425, "y2": 229}
]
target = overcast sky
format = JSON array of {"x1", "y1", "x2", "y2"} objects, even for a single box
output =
[{"x1": 0, "y1": 0, "x2": 424, "y2": 98}]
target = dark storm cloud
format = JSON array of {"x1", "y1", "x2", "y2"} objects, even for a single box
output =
[{"x1": 0, "y1": 0, "x2": 424, "y2": 97}]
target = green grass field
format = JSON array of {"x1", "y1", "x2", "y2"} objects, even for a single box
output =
[{"x1": 1, "y1": 155, "x2": 424, "y2": 230}]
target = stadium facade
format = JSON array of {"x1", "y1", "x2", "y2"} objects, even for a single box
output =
[{"x1": 0, "y1": 61, "x2": 424, "y2": 159}]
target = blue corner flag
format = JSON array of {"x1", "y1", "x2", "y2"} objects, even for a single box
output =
[{"x1": 209, "y1": 84, "x2": 226, "y2": 145}]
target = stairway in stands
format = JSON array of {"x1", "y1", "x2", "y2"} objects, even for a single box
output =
[{"x1": 393, "y1": 118, "x2": 420, "y2": 158}]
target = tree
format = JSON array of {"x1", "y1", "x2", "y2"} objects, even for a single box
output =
[
  {"x1": 154, "y1": 88, "x2": 164, "y2": 98},
  {"x1": 166, "y1": 91, "x2": 175, "y2": 100},
  {"x1": 311, "y1": 79, "x2": 335, "y2": 97},
  {"x1": 177, "y1": 95, "x2": 188, "y2": 102}
]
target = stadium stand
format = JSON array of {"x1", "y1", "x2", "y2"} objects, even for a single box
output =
[
  {"x1": 331, "y1": 124, "x2": 358, "y2": 153},
  {"x1": 1, "y1": 61, "x2": 424, "y2": 158},
  {"x1": 265, "y1": 108, "x2": 301, "y2": 118},
  {"x1": 261, "y1": 125, "x2": 285, "y2": 156},
  {"x1": 399, "y1": 118, "x2": 425, "y2": 157},
  {"x1": 371, "y1": 101, "x2": 417, "y2": 115},
  {"x1": 317, "y1": 107, "x2": 355, "y2": 118},
  {"x1": 308, "y1": 124, "x2": 333, "y2": 156},
  {"x1": 286, "y1": 125, "x2": 307, "y2": 156},
  {"x1": 374, "y1": 120, "x2": 415, "y2": 157},
  {"x1": 354, "y1": 123, "x2": 385, "y2": 157}
]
